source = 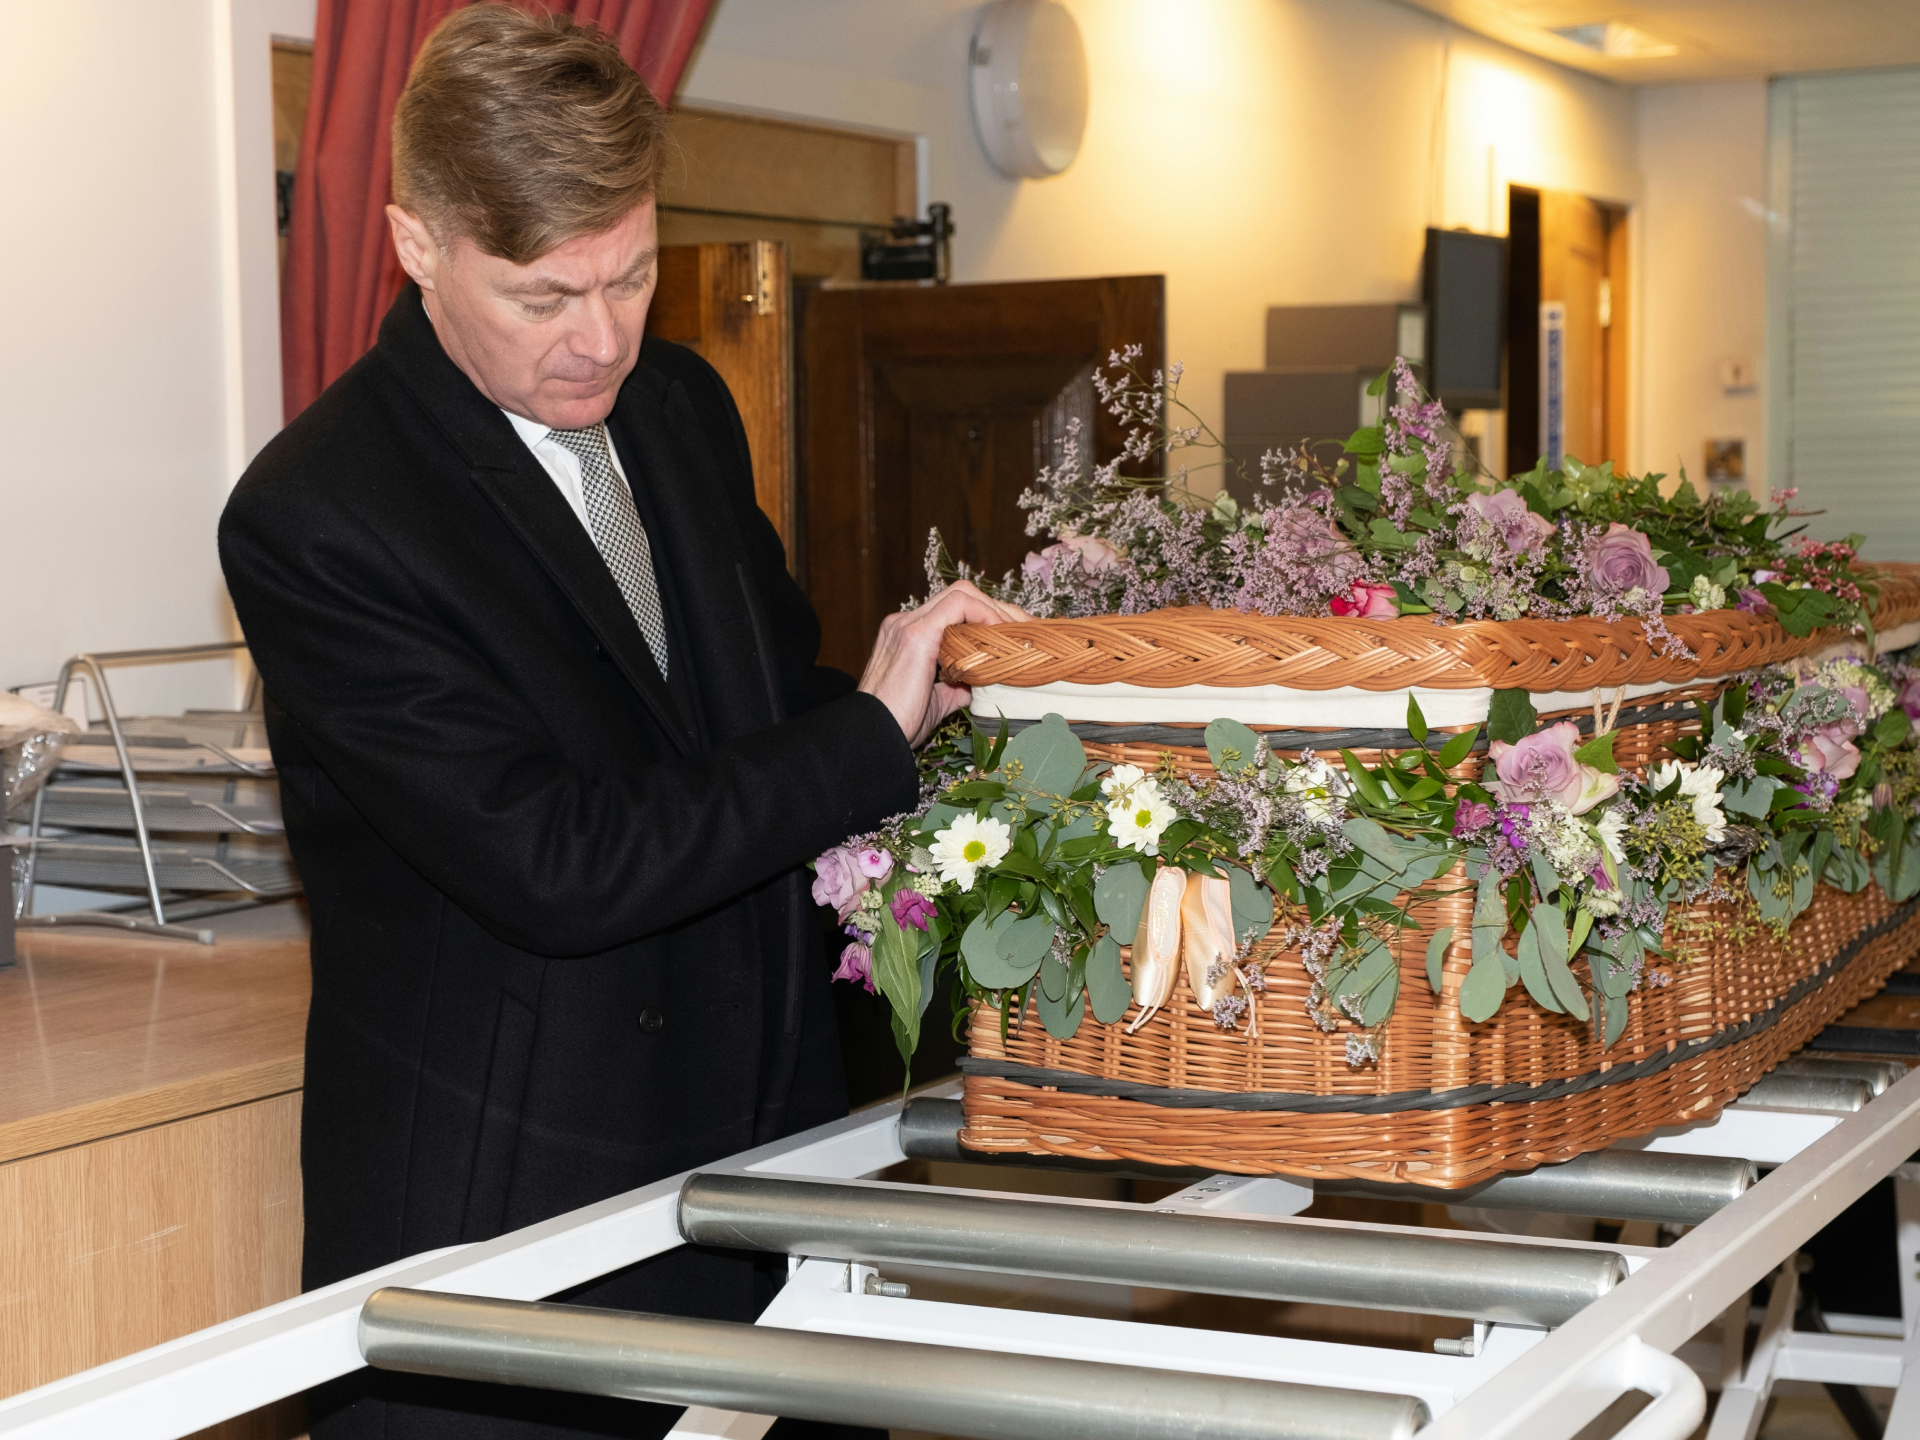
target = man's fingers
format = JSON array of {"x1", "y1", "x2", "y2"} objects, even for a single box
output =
[{"x1": 929, "y1": 580, "x2": 1029, "y2": 626}]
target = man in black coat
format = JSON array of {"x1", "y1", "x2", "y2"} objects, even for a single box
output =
[{"x1": 218, "y1": 9, "x2": 1015, "y2": 1437}]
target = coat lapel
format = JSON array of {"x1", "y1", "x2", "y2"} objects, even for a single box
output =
[
  {"x1": 374, "y1": 286, "x2": 693, "y2": 755},
  {"x1": 609, "y1": 365, "x2": 777, "y2": 741}
]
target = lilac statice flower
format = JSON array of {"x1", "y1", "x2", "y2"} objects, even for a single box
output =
[{"x1": 1232, "y1": 502, "x2": 1364, "y2": 616}]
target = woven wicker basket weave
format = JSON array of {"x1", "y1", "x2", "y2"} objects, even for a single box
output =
[
  {"x1": 939, "y1": 568, "x2": 1920, "y2": 694},
  {"x1": 955, "y1": 666, "x2": 1920, "y2": 1188}
]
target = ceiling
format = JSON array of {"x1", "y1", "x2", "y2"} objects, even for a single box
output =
[{"x1": 1395, "y1": 0, "x2": 1920, "y2": 84}]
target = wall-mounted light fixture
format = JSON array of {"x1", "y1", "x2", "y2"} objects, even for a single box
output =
[{"x1": 969, "y1": 0, "x2": 1089, "y2": 180}]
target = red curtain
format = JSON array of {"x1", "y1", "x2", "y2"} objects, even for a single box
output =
[{"x1": 280, "y1": 0, "x2": 714, "y2": 422}]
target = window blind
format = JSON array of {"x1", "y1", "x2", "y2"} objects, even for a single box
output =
[{"x1": 1771, "y1": 67, "x2": 1920, "y2": 561}]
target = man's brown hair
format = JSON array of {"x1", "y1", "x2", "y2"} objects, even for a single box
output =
[{"x1": 392, "y1": 4, "x2": 668, "y2": 263}]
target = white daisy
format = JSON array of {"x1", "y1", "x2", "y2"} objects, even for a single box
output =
[
  {"x1": 928, "y1": 813, "x2": 1011, "y2": 891},
  {"x1": 1282, "y1": 756, "x2": 1350, "y2": 823},
  {"x1": 1648, "y1": 760, "x2": 1728, "y2": 844},
  {"x1": 1105, "y1": 779, "x2": 1177, "y2": 855},
  {"x1": 1099, "y1": 763, "x2": 1148, "y2": 800},
  {"x1": 1595, "y1": 808, "x2": 1629, "y2": 867}
]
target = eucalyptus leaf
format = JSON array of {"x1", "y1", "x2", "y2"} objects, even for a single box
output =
[
  {"x1": 960, "y1": 911, "x2": 1043, "y2": 988},
  {"x1": 1035, "y1": 979, "x2": 1086, "y2": 1040},
  {"x1": 1094, "y1": 863, "x2": 1150, "y2": 939},
  {"x1": 1516, "y1": 923, "x2": 1561, "y2": 1013},
  {"x1": 1227, "y1": 864, "x2": 1276, "y2": 945},
  {"x1": 1085, "y1": 934, "x2": 1131, "y2": 1023},
  {"x1": 1205, "y1": 717, "x2": 1264, "y2": 776},
  {"x1": 1460, "y1": 953, "x2": 1508, "y2": 1023},
  {"x1": 1426, "y1": 925, "x2": 1455, "y2": 994},
  {"x1": 1602, "y1": 989, "x2": 1630, "y2": 1047},
  {"x1": 1723, "y1": 777, "x2": 1782, "y2": 820},
  {"x1": 915, "y1": 943, "x2": 939, "y2": 1018},
  {"x1": 996, "y1": 713, "x2": 1087, "y2": 801},
  {"x1": 1359, "y1": 966, "x2": 1400, "y2": 1027},
  {"x1": 1037, "y1": 951, "x2": 1069, "y2": 1002},
  {"x1": 1342, "y1": 816, "x2": 1410, "y2": 873},
  {"x1": 1000, "y1": 913, "x2": 1058, "y2": 969}
]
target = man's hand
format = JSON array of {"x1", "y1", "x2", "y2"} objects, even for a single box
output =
[{"x1": 858, "y1": 581, "x2": 1029, "y2": 747}]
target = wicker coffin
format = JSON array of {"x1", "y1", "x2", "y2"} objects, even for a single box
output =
[{"x1": 939, "y1": 573, "x2": 1920, "y2": 1189}]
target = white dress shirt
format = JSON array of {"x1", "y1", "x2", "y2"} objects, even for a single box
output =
[{"x1": 499, "y1": 408, "x2": 637, "y2": 536}]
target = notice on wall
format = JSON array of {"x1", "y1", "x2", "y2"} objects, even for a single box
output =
[{"x1": 1540, "y1": 302, "x2": 1566, "y2": 472}]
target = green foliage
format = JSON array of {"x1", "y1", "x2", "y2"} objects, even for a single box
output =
[{"x1": 1488, "y1": 690, "x2": 1538, "y2": 747}]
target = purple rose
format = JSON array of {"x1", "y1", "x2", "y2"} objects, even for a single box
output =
[
  {"x1": 1452, "y1": 800, "x2": 1493, "y2": 836},
  {"x1": 1465, "y1": 489, "x2": 1556, "y2": 556},
  {"x1": 810, "y1": 845, "x2": 866, "y2": 922},
  {"x1": 1586, "y1": 524, "x2": 1670, "y2": 601},
  {"x1": 1900, "y1": 676, "x2": 1920, "y2": 723},
  {"x1": 890, "y1": 888, "x2": 937, "y2": 931},
  {"x1": 832, "y1": 942, "x2": 875, "y2": 993},
  {"x1": 1488, "y1": 720, "x2": 1619, "y2": 815},
  {"x1": 855, "y1": 846, "x2": 893, "y2": 882}
]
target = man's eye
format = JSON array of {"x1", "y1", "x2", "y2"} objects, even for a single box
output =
[{"x1": 522, "y1": 300, "x2": 564, "y2": 318}]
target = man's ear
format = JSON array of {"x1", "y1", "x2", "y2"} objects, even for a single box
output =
[{"x1": 387, "y1": 205, "x2": 442, "y2": 292}]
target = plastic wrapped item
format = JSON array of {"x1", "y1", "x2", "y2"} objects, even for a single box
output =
[{"x1": 1, "y1": 692, "x2": 80, "y2": 811}]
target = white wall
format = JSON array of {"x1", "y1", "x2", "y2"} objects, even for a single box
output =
[
  {"x1": 1638, "y1": 79, "x2": 1771, "y2": 498},
  {"x1": 0, "y1": 0, "x2": 303, "y2": 708},
  {"x1": 680, "y1": 0, "x2": 1644, "y2": 475}
]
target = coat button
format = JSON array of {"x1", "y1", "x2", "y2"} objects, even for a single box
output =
[{"x1": 636, "y1": 1007, "x2": 664, "y2": 1033}]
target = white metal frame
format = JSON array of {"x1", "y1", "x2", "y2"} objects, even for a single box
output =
[{"x1": 5, "y1": 1071, "x2": 1920, "y2": 1440}]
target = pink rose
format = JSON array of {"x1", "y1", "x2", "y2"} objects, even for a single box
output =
[
  {"x1": 810, "y1": 845, "x2": 866, "y2": 922},
  {"x1": 1798, "y1": 729, "x2": 1861, "y2": 781},
  {"x1": 1586, "y1": 524, "x2": 1670, "y2": 601},
  {"x1": 1488, "y1": 720, "x2": 1619, "y2": 816},
  {"x1": 1465, "y1": 490, "x2": 1556, "y2": 556},
  {"x1": 1329, "y1": 580, "x2": 1400, "y2": 618},
  {"x1": 1022, "y1": 532, "x2": 1120, "y2": 585},
  {"x1": 855, "y1": 846, "x2": 893, "y2": 882},
  {"x1": 890, "y1": 889, "x2": 936, "y2": 931},
  {"x1": 832, "y1": 942, "x2": 875, "y2": 993},
  {"x1": 1838, "y1": 686, "x2": 1870, "y2": 730},
  {"x1": 1900, "y1": 676, "x2": 1920, "y2": 723}
]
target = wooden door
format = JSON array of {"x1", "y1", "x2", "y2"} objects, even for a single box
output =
[
  {"x1": 645, "y1": 240, "x2": 795, "y2": 560},
  {"x1": 801, "y1": 277, "x2": 1166, "y2": 672},
  {"x1": 1506, "y1": 189, "x2": 1630, "y2": 474}
]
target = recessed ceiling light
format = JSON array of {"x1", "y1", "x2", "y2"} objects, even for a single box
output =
[{"x1": 1550, "y1": 21, "x2": 1679, "y2": 58}]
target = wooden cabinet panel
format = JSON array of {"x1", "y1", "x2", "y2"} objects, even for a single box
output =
[{"x1": 0, "y1": 1094, "x2": 304, "y2": 1437}]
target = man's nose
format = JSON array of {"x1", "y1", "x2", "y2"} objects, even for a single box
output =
[{"x1": 569, "y1": 294, "x2": 621, "y2": 367}]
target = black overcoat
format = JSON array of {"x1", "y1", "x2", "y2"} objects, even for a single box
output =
[{"x1": 219, "y1": 286, "x2": 918, "y2": 1438}]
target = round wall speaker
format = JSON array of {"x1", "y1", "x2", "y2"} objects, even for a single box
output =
[{"x1": 969, "y1": 0, "x2": 1089, "y2": 179}]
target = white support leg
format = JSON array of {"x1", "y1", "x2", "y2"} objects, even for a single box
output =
[
  {"x1": 1884, "y1": 1292, "x2": 1920, "y2": 1436},
  {"x1": 1706, "y1": 1257, "x2": 1800, "y2": 1440},
  {"x1": 1897, "y1": 1171, "x2": 1920, "y2": 1340}
]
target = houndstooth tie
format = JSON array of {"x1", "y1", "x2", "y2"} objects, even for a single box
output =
[{"x1": 546, "y1": 423, "x2": 670, "y2": 679}]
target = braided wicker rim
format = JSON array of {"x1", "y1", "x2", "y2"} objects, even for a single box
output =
[{"x1": 941, "y1": 568, "x2": 1920, "y2": 694}]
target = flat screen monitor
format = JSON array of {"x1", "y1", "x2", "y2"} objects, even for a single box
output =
[{"x1": 1422, "y1": 228, "x2": 1506, "y2": 410}]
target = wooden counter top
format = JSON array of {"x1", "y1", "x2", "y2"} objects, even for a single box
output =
[{"x1": 0, "y1": 905, "x2": 310, "y2": 1165}]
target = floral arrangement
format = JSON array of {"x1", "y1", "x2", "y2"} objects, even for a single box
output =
[
  {"x1": 817, "y1": 653, "x2": 1920, "y2": 1070},
  {"x1": 818, "y1": 355, "x2": 1916, "y2": 1072},
  {"x1": 929, "y1": 349, "x2": 1877, "y2": 647}
]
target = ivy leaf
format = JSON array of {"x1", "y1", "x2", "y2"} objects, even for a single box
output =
[
  {"x1": 1487, "y1": 690, "x2": 1538, "y2": 746},
  {"x1": 1084, "y1": 934, "x2": 1131, "y2": 1023},
  {"x1": 1205, "y1": 717, "x2": 1264, "y2": 776},
  {"x1": 1426, "y1": 925, "x2": 1455, "y2": 994},
  {"x1": 1573, "y1": 731, "x2": 1618, "y2": 774}
]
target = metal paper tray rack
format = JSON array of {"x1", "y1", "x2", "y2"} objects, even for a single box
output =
[{"x1": 14, "y1": 643, "x2": 301, "y2": 944}]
